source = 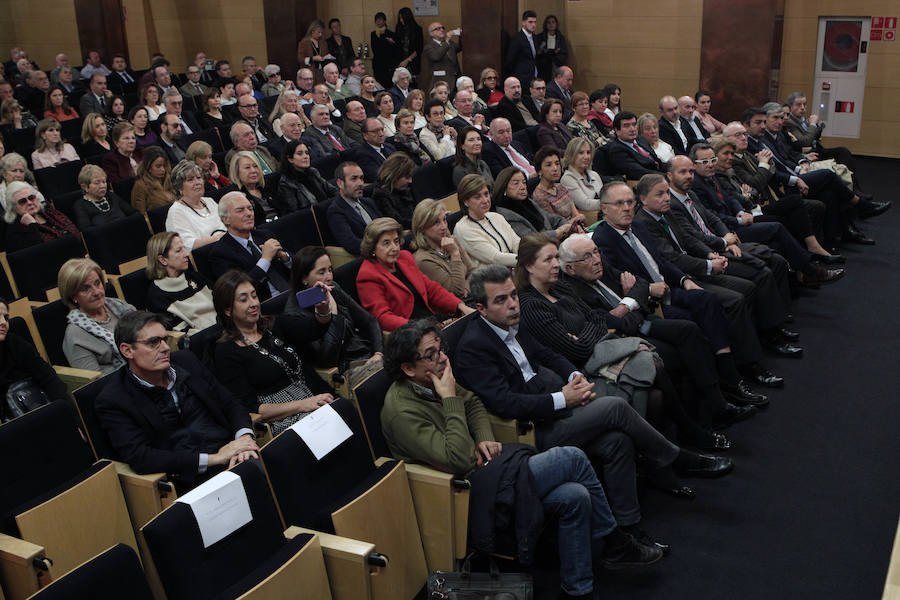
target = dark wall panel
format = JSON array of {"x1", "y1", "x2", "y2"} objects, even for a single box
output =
[{"x1": 75, "y1": 0, "x2": 129, "y2": 64}]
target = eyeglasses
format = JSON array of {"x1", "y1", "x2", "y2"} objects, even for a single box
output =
[
  {"x1": 603, "y1": 199, "x2": 636, "y2": 207},
  {"x1": 694, "y1": 157, "x2": 718, "y2": 165},
  {"x1": 571, "y1": 249, "x2": 601, "y2": 263},
  {"x1": 134, "y1": 335, "x2": 171, "y2": 349},
  {"x1": 15, "y1": 194, "x2": 37, "y2": 205},
  {"x1": 484, "y1": 75, "x2": 497, "y2": 80},
  {"x1": 241, "y1": 103, "x2": 258, "y2": 109},
  {"x1": 430, "y1": 25, "x2": 445, "y2": 32},
  {"x1": 415, "y1": 341, "x2": 447, "y2": 363}
]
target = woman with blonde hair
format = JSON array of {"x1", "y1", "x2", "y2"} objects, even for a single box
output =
[
  {"x1": 429, "y1": 80, "x2": 457, "y2": 118},
  {"x1": 401, "y1": 89, "x2": 427, "y2": 129},
  {"x1": 0, "y1": 152, "x2": 35, "y2": 211},
  {"x1": 297, "y1": 20, "x2": 327, "y2": 81},
  {"x1": 411, "y1": 198, "x2": 474, "y2": 298},
  {"x1": 476, "y1": 68, "x2": 503, "y2": 106},
  {"x1": 186, "y1": 140, "x2": 230, "y2": 195},
  {"x1": 229, "y1": 150, "x2": 278, "y2": 224},
  {"x1": 269, "y1": 89, "x2": 310, "y2": 135},
  {"x1": 31, "y1": 118, "x2": 80, "y2": 168},
  {"x1": 80, "y1": 112, "x2": 111, "y2": 157},
  {"x1": 637, "y1": 112, "x2": 674, "y2": 164},
  {"x1": 59, "y1": 257, "x2": 135, "y2": 375},
  {"x1": 560, "y1": 137, "x2": 604, "y2": 212},
  {"x1": 145, "y1": 232, "x2": 216, "y2": 335},
  {"x1": 131, "y1": 146, "x2": 176, "y2": 213}
]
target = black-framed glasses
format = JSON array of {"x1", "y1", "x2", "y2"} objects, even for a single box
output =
[
  {"x1": 134, "y1": 335, "x2": 171, "y2": 349},
  {"x1": 415, "y1": 340, "x2": 447, "y2": 363},
  {"x1": 16, "y1": 194, "x2": 37, "y2": 205}
]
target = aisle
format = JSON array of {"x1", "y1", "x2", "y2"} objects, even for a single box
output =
[{"x1": 537, "y1": 157, "x2": 900, "y2": 599}]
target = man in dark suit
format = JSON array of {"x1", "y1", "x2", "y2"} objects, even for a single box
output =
[
  {"x1": 353, "y1": 117, "x2": 396, "y2": 182},
  {"x1": 209, "y1": 191, "x2": 292, "y2": 300},
  {"x1": 446, "y1": 89, "x2": 486, "y2": 135},
  {"x1": 545, "y1": 66, "x2": 573, "y2": 107},
  {"x1": 158, "y1": 113, "x2": 188, "y2": 164},
  {"x1": 455, "y1": 265, "x2": 733, "y2": 519},
  {"x1": 179, "y1": 63, "x2": 209, "y2": 98},
  {"x1": 162, "y1": 90, "x2": 201, "y2": 136},
  {"x1": 635, "y1": 170, "x2": 803, "y2": 360},
  {"x1": 422, "y1": 22, "x2": 462, "y2": 94},
  {"x1": 483, "y1": 117, "x2": 536, "y2": 178},
  {"x1": 326, "y1": 162, "x2": 381, "y2": 255},
  {"x1": 607, "y1": 112, "x2": 664, "y2": 180},
  {"x1": 300, "y1": 104, "x2": 356, "y2": 162},
  {"x1": 592, "y1": 181, "x2": 780, "y2": 390},
  {"x1": 493, "y1": 77, "x2": 540, "y2": 132},
  {"x1": 388, "y1": 67, "x2": 412, "y2": 113},
  {"x1": 79, "y1": 73, "x2": 111, "y2": 116},
  {"x1": 342, "y1": 99, "x2": 368, "y2": 145},
  {"x1": 95, "y1": 311, "x2": 258, "y2": 491},
  {"x1": 107, "y1": 54, "x2": 137, "y2": 92},
  {"x1": 235, "y1": 93, "x2": 276, "y2": 144},
  {"x1": 558, "y1": 234, "x2": 767, "y2": 411},
  {"x1": 657, "y1": 96, "x2": 697, "y2": 156},
  {"x1": 14, "y1": 69, "x2": 49, "y2": 115},
  {"x1": 677, "y1": 96, "x2": 709, "y2": 143},
  {"x1": 503, "y1": 11, "x2": 539, "y2": 90},
  {"x1": 266, "y1": 112, "x2": 303, "y2": 160}
]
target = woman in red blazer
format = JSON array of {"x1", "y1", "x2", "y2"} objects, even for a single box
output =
[
  {"x1": 101, "y1": 122, "x2": 144, "y2": 184},
  {"x1": 356, "y1": 218, "x2": 475, "y2": 331}
]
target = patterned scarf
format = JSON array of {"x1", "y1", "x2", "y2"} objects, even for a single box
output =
[{"x1": 66, "y1": 298, "x2": 133, "y2": 370}]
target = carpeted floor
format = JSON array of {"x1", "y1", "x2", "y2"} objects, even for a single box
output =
[{"x1": 532, "y1": 156, "x2": 900, "y2": 599}]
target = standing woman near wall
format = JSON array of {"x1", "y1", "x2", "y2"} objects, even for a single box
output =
[
  {"x1": 395, "y1": 7, "x2": 424, "y2": 86},
  {"x1": 535, "y1": 15, "x2": 569, "y2": 83},
  {"x1": 371, "y1": 12, "x2": 399, "y2": 90},
  {"x1": 298, "y1": 20, "x2": 329, "y2": 84}
]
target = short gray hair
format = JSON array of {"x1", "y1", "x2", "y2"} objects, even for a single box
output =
[
  {"x1": 162, "y1": 89, "x2": 182, "y2": 105},
  {"x1": 785, "y1": 91, "x2": 806, "y2": 107},
  {"x1": 722, "y1": 121, "x2": 744, "y2": 137},
  {"x1": 229, "y1": 121, "x2": 252, "y2": 144},
  {"x1": 558, "y1": 233, "x2": 594, "y2": 267},
  {"x1": 761, "y1": 101, "x2": 783, "y2": 116},
  {"x1": 468, "y1": 265, "x2": 512, "y2": 307},
  {"x1": 598, "y1": 181, "x2": 630, "y2": 204},
  {"x1": 218, "y1": 190, "x2": 248, "y2": 221},
  {"x1": 392, "y1": 67, "x2": 410, "y2": 84},
  {"x1": 456, "y1": 75, "x2": 474, "y2": 90},
  {"x1": 4, "y1": 181, "x2": 44, "y2": 224},
  {"x1": 170, "y1": 159, "x2": 202, "y2": 194}
]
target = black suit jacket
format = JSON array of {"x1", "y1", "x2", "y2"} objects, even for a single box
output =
[
  {"x1": 748, "y1": 132, "x2": 804, "y2": 187},
  {"x1": 172, "y1": 111, "x2": 202, "y2": 135},
  {"x1": 352, "y1": 141, "x2": 397, "y2": 182},
  {"x1": 389, "y1": 85, "x2": 409, "y2": 113},
  {"x1": 481, "y1": 138, "x2": 534, "y2": 177},
  {"x1": 668, "y1": 192, "x2": 729, "y2": 252},
  {"x1": 592, "y1": 220, "x2": 687, "y2": 288},
  {"x1": 657, "y1": 117, "x2": 697, "y2": 155},
  {"x1": 94, "y1": 351, "x2": 252, "y2": 483},
  {"x1": 493, "y1": 95, "x2": 539, "y2": 132},
  {"x1": 606, "y1": 138, "x2": 663, "y2": 180},
  {"x1": 559, "y1": 271, "x2": 649, "y2": 335},
  {"x1": 633, "y1": 208, "x2": 714, "y2": 279},
  {"x1": 503, "y1": 30, "x2": 538, "y2": 89},
  {"x1": 107, "y1": 69, "x2": 137, "y2": 91},
  {"x1": 453, "y1": 316, "x2": 576, "y2": 422},
  {"x1": 326, "y1": 196, "x2": 381, "y2": 255},
  {"x1": 208, "y1": 231, "x2": 291, "y2": 300}
]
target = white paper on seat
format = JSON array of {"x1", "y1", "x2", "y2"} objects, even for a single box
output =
[
  {"x1": 176, "y1": 471, "x2": 253, "y2": 548},
  {"x1": 290, "y1": 403, "x2": 352, "y2": 460}
]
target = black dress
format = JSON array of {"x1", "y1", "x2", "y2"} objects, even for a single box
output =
[
  {"x1": 72, "y1": 192, "x2": 137, "y2": 230},
  {"x1": 371, "y1": 185, "x2": 416, "y2": 229},
  {"x1": 274, "y1": 167, "x2": 337, "y2": 213},
  {"x1": 371, "y1": 28, "x2": 399, "y2": 89}
]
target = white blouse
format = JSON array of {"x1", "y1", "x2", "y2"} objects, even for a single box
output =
[
  {"x1": 165, "y1": 197, "x2": 225, "y2": 251},
  {"x1": 453, "y1": 213, "x2": 520, "y2": 268}
]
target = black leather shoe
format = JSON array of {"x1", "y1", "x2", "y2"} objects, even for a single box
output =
[
  {"x1": 777, "y1": 326, "x2": 800, "y2": 341},
  {"x1": 799, "y1": 266, "x2": 845, "y2": 286},
  {"x1": 599, "y1": 533, "x2": 665, "y2": 569},
  {"x1": 721, "y1": 380, "x2": 770, "y2": 408},
  {"x1": 843, "y1": 224, "x2": 875, "y2": 245},
  {"x1": 742, "y1": 364, "x2": 785, "y2": 388},
  {"x1": 680, "y1": 430, "x2": 732, "y2": 452},
  {"x1": 622, "y1": 525, "x2": 671, "y2": 556},
  {"x1": 764, "y1": 340, "x2": 804, "y2": 358},
  {"x1": 857, "y1": 199, "x2": 892, "y2": 219},
  {"x1": 673, "y1": 450, "x2": 735, "y2": 478},
  {"x1": 810, "y1": 252, "x2": 846, "y2": 265},
  {"x1": 713, "y1": 402, "x2": 757, "y2": 427}
]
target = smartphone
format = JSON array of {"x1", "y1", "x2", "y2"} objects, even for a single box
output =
[{"x1": 296, "y1": 286, "x2": 327, "y2": 308}]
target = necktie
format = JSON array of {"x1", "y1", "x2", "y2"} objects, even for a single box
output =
[
  {"x1": 123, "y1": 72, "x2": 133, "y2": 83},
  {"x1": 624, "y1": 230, "x2": 664, "y2": 282},
  {"x1": 326, "y1": 131, "x2": 345, "y2": 151},
  {"x1": 355, "y1": 202, "x2": 372, "y2": 225},
  {"x1": 684, "y1": 196, "x2": 713, "y2": 236},
  {"x1": 506, "y1": 146, "x2": 535, "y2": 176},
  {"x1": 254, "y1": 151, "x2": 272, "y2": 175},
  {"x1": 594, "y1": 281, "x2": 621, "y2": 309},
  {"x1": 632, "y1": 141, "x2": 650, "y2": 158},
  {"x1": 248, "y1": 238, "x2": 262, "y2": 260},
  {"x1": 657, "y1": 216, "x2": 684, "y2": 253},
  {"x1": 99, "y1": 96, "x2": 105, "y2": 108},
  {"x1": 180, "y1": 117, "x2": 192, "y2": 135}
]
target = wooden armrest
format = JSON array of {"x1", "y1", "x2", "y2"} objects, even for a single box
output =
[
  {"x1": 285, "y1": 526, "x2": 383, "y2": 600},
  {"x1": 0, "y1": 533, "x2": 50, "y2": 600},
  {"x1": 114, "y1": 461, "x2": 177, "y2": 530},
  {"x1": 581, "y1": 210, "x2": 599, "y2": 226},
  {"x1": 250, "y1": 413, "x2": 273, "y2": 446},
  {"x1": 166, "y1": 331, "x2": 185, "y2": 353},
  {"x1": 325, "y1": 246, "x2": 359, "y2": 269},
  {"x1": 316, "y1": 367, "x2": 349, "y2": 398},
  {"x1": 489, "y1": 414, "x2": 535, "y2": 446},
  {"x1": 403, "y1": 463, "x2": 471, "y2": 570},
  {"x1": 53, "y1": 365, "x2": 103, "y2": 395}
]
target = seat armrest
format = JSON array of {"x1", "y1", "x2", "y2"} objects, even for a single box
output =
[
  {"x1": 166, "y1": 331, "x2": 185, "y2": 353},
  {"x1": 403, "y1": 463, "x2": 470, "y2": 570},
  {"x1": 284, "y1": 526, "x2": 384, "y2": 600},
  {"x1": 114, "y1": 461, "x2": 177, "y2": 530},
  {"x1": 316, "y1": 367, "x2": 348, "y2": 398},
  {"x1": 0, "y1": 533, "x2": 50, "y2": 600},
  {"x1": 53, "y1": 366, "x2": 103, "y2": 395}
]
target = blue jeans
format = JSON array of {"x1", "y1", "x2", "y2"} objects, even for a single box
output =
[{"x1": 528, "y1": 446, "x2": 617, "y2": 596}]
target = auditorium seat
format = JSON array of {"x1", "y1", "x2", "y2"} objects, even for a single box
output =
[
  {"x1": 3, "y1": 233, "x2": 85, "y2": 301},
  {"x1": 34, "y1": 161, "x2": 84, "y2": 199},
  {"x1": 81, "y1": 212, "x2": 151, "y2": 274},
  {"x1": 142, "y1": 461, "x2": 332, "y2": 600},
  {"x1": 258, "y1": 207, "x2": 321, "y2": 255},
  {"x1": 26, "y1": 544, "x2": 153, "y2": 600},
  {"x1": 259, "y1": 396, "x2": 428, "y2": 599},
  {"x1": 146, "y1": 204, "x2": 170, "y2": 233}
]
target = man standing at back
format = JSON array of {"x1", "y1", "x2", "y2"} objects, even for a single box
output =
[
  {"x1": 423, "y1": 22, "x2": 462, "y2": 93},
  {"x1": 504, "y1": 11, "x2": 539, "y2": 90}
]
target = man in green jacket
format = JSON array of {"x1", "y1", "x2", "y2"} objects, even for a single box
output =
[{"x1": 381, "y1": 320, "x2": 662, "y2": 600}]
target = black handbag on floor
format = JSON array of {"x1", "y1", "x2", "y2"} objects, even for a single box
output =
[
  {"x1": 2, "y1": 378, "x2": 51, "y2": 422},
  {"x1": 428, "y1": 555, "x2": 532, "y2": 600}
]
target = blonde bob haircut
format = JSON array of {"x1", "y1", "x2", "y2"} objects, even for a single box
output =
[
  {"x1": 145, "y1": 231, "x2": 180, "y2": 280},
  {"x1": 360, "y1": 217, "x2": 403, "y2": 259},
  {"x1": 58, "y1": 258, "x2": 105, "y2": 310},
  {"x1": 228, "y1": 150, "x2": 266, "y2": 188},
  {"x1": 411, "y1": 199, "x2": 447, "y2": 251}
]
